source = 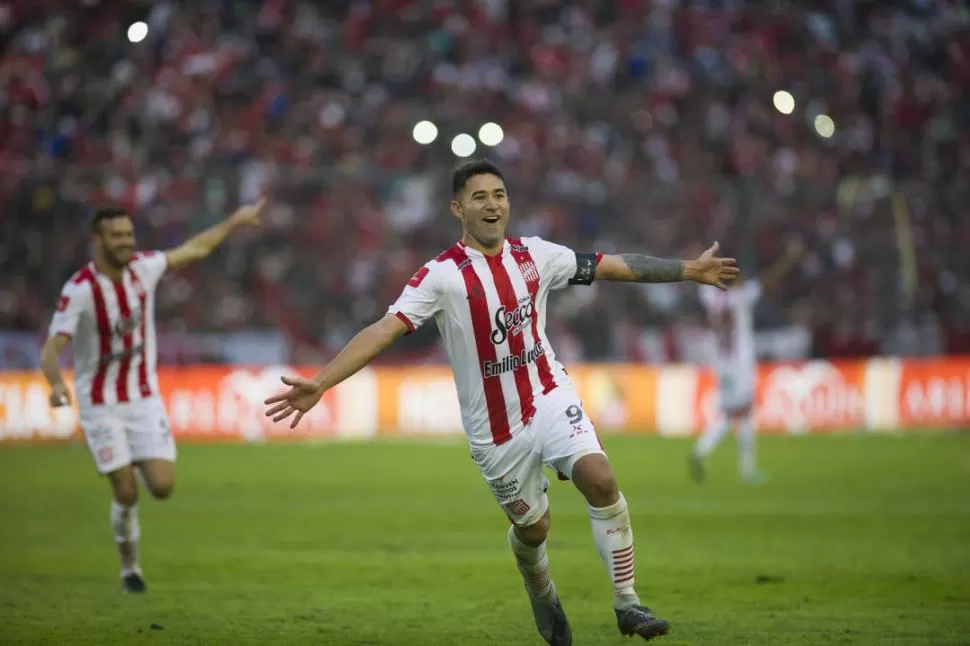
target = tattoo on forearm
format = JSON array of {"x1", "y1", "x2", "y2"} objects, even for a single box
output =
[{"x1": 618, "y1": 254, "x2": 684, "y2": 283}]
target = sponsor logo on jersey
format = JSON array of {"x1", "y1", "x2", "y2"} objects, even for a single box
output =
[
  {"x1": 483, "y1": 341, "x2": 546, "y2": 378},
  {"x1": 491, "y1": 296, "x2": 534, "y2": 345},
  {"x1": 113, "y1": 312, "x2": 141, "y2": 337}
]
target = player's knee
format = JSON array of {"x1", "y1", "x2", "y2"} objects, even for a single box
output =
[
  {"x1": 585, "y1": 473, "x2": 619, "y2": 507},
  {"x1": 573, "y1": 455, "x2": 619, "y2": 507},
  {"x1": 148, "y1": 481, "x2": 174, "y2": 500},
  {"x1": 517, "y1": 511, "x2": 551, "y2": 546},
  {"x1": 113, "y1": 485, "x2": 138, "y2": 507}
]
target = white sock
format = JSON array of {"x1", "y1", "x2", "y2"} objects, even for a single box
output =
[
  {"x1": 738, "y1": 417, "x2": 757, "y2": 476},
  {"x1": 695, "y1": 417, "x2": 730, "y2": 457},
  {"x1": 110, "y1": 500, "x2": 141, "y2": 576},
  {"x1": 588, "y1": 492, "x2": 640, "y2": 610},
  {"x1": 508, "y1": 525, "x2": 554, "y2": 600}
]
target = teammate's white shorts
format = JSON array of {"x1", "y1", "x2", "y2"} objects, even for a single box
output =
[
  {"x1": 78, "y1": 397, "x2": 176, "y2": 475},
  {"x1": 716, "y1": 368, "x2": 755, "y2": 417},
  {"x1": 470, "y1": 386, "x2": 606, "y2": 528}
]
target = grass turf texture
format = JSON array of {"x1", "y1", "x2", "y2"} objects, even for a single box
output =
[{"x1": 1, "y1": 434, "x2": 969, "y2": 645}]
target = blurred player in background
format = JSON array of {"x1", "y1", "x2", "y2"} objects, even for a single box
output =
[
  {"x1": 265, "y1": 159, "x2": 739, "y2": 643},
  {"x1": 690, "y1": 240, "x2": 804, "y2": 484},
  {"x1": 39, "y1": 200, "x2": 265, "y2": 593}
]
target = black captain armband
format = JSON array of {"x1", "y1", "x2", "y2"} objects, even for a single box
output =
[{"x1": 569, "y1": 252, "x2": 598, "y2": 285}]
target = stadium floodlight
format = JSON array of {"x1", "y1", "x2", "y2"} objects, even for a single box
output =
[
  {"x1": 127, "y1": 21, "x2": 149, "y2": 43},
  {"x1": 451, "y1": 133, "x2": 476, "y2": 158},
  {"x1": 814, "y1": 114, "x2": 835, "y2": 138},
  {"x1": 772, "y1": 90, "x2": 795, "y2": 115},
  {"x1": 412, "y1": 120, "x2": 438, "y2": 145},
  {"x1": 477, "y1": 122, "x2": 504, "y2": 147}
]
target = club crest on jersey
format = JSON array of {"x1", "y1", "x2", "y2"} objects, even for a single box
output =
[
  {"x1": 518, "y1": 260, "x2": 539, "y2": 284},
  {"x1": 491, "y1": 296, "x2": 534, "y2": 345}
]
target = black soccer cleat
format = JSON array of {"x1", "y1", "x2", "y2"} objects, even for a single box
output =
[
  {"x1": 689, "y1": 452, "x2": 706, "y2": 483},
  {"x1": 615, "y1": 605, "x2": 670, "y2": 640},
  {"x1": 526, "y1": 582, "x2": 572, "y2": 646},
  {"x1": 121, "y1": 572, "x2": 147, "y2": 594}
]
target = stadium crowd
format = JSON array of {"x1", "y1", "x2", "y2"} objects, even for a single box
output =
[{"x1": 2, "y1": 0, "x2": 969, "y2": 362}]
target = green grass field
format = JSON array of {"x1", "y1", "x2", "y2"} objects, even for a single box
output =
[{"x1": 1, "y1": 433, "x2": 969, "y2": 645}]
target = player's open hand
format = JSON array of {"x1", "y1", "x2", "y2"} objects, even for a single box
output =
[
  {"x1": 230, "y1": 197, "x2": 267, "y2": 228},
  {"x1": 264, "y1": 376, "x2": 324, "y2": 429},
  {"x1": 688, "y1": 242, "x2": 741, "y2": 290},
  {"x1": 49, "y1": 384, "x2": 71, "y2": 408}
]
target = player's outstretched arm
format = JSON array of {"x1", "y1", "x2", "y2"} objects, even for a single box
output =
[
  {"x1": 165, "y1": 198, "x2": 266, "y2": 271},
  {"x1": 595, "y1": 242, "x2": 740, "y2": 290},
  {"x1": 264, "y1": 313, "x2": 410, "y2": 428},
  {"x1": 759, "y1": 239, "x2": 804, "y2": 291},
  {"x1": 40, "y1": 334, "x2": 72, "y2": 408}
]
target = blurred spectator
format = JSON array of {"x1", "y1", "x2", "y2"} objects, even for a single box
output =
[{"x1": 1, "y1": 0, "x2": 968, "y2": 363}]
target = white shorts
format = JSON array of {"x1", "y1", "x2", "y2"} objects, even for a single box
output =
[
  {"x1": 716, "y1": 368, "x2": 755, "y2": 417},
  {"x1": 469, "y1": 386, "x2": 606, "y2": 528},
  {"x1": 79, "y1": 397, "x2": 176, "y2": 475}
]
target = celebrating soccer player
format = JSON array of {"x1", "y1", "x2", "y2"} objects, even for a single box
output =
[
  {"x1": 265, "y1": 159, "x2": 739, "y2": 643},
  {"x1": 40, "y1": 199, "x2": 265, "y2": 593}
]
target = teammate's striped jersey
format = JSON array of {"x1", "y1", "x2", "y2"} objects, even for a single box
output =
[
  {"x1": 388, "y1": 237, "x2": 600, "y2": 448},
  {"x1": 698, "y1": 280, "x2": 761, "y2": 376},
  {"x1": 48, "y1": 252, "x2": 168, "y2": 408}
]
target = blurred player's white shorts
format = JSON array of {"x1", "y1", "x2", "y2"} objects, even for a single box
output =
[
  {"x1": 470, "y1": 386, "x2": 606, "y2": 528},
  {"x1": 78, "y1": 397, "x2": 176, "y2": 475},
  {"x1": 716, "y1": 368, "x2": 755, "y2": 417}
]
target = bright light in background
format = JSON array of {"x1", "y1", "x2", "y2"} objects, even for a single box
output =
[
  {"x1": 477, "y1": 122, "x2": 504, "y2": 147},
  {"x1": 814, "y1": 114, "x2": 835, "y2": 138},
  {"x1": 773, "y1": 90, "x2": 795, "y2": 115},
  {"x1": 451, "y1": 133, "x2": 476, "y2": 158},
  {"x1": 412, "y1": 120, "x2": 438, "y2": 145},
  {"x1": 127, "y1": 21, "x2": 148, "y2": 43}
]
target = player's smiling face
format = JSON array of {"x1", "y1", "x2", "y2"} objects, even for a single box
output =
[
  {"x1": 451, "y1": 172, "x2": 509, "y2": 253},
  {"x1": 95, "y1": 215, "x2": 136, "y2": 268}
]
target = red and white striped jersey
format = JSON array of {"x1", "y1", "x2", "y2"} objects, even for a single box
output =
[
  {"x1": 48, "y1": 252, "x2": 168, "y2": 408},
  {"x1": 388, "y1": 237, "x2": 599, "y2": 448},
  {"x1": 698, "y1": 280, "x2": 761, "y2": 376}
]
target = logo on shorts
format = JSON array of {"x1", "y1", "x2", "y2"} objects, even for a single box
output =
[
  {"x1": 568, "y1": 424, "x2": 588, "y2": 439},
  {"x1": 503, "y1": 499, "x2": 532, "y2": 517},
  {"x1": 488, "y1": 478, "x2": 520, "y2": 499},
  {"x1": 98, "y1": 446, "x2": 113, "y2": 463}
]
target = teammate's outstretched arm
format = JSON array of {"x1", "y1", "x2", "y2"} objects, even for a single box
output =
[
  {"x1": 759, "y1": 239, "x2": 804, "y2": 291},
  {"x1": 164, "y1": 198, "x2": 267, "y2": 270},
  {"x1": 264, "y1": 314, "x2": 410, "y2": 428},
  {"x1": 595, "y1": 242, "x2": 740, "y2": 290}
]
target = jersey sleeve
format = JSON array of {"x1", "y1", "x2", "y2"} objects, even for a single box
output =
[
  {"x1": 387, "y1": 262, "x2": 442, "y2": 334},
  {"x1": 130, "y1": 251, "x2": 168, "y2": 288},
  {"x1": 523, "y1": 236, "x2": 601, "y2": 290},
  {"x1": 48, "y1": 281, "x2": 89, "y2": 340}
]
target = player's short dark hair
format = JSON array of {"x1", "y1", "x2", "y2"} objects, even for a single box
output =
[
  {"x1": 91, "y1": 207, "x2": 129, "y2": 234},
  {"x1": 451, "y1": 158, "x2": 506, "y2": 197}
]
